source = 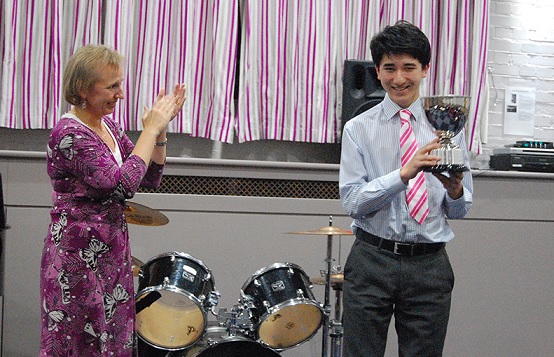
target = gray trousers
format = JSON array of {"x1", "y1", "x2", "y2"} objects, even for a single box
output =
[{"x1": 342, "y1": 239, "x2": 454, "y2": 357}]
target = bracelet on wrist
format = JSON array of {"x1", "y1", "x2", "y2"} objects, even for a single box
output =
[{"x1": 155, "y1": 139, "x2": 167, "y2": 147}]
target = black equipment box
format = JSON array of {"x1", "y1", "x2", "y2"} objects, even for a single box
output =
[{"x1": 490, "y1": 147, "x2": 554, "y2": 173}]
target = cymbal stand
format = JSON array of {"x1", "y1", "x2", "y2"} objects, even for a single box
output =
[
  {"x1": 329, "y1": 284, "x2": 343, "y2": 357},
  {"x1": 321, "y1": 216, "x2": 334, "y2": 357}
]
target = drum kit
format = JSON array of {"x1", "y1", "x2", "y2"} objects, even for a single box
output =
[{"x1": 126, "y1": 202, "x2": 352, "y2": 357}]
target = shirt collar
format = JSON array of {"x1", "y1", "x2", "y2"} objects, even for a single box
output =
[{"x1": 381, "y1": 94, "x2": 426, "y2": 122}]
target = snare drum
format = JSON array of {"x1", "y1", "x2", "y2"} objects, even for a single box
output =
[
  {"x1": 242, "y1": 262, "x2": 323, "y2": 349},
  {"x1": 136, "y1": 252, "x2": 216, "y2": 351},
  {"x1": 185, "y1": 326, "x2": 281, "y2": 357}
]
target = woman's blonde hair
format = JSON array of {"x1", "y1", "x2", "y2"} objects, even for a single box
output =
[{"x1": 63, "y1": 45, "x2": 125, "y2": 107}]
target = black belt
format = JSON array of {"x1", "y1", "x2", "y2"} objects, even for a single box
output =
[{"x1": 356, "y1": 229, "x2": 445, "y2": 256}]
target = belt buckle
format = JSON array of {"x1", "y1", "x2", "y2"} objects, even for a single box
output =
[{"x1": 393, "y1": 242, "x2": 413, "y2": 255}]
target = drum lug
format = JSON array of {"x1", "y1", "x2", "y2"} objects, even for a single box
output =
[
  {"x1": 239, "y1": 290, "x2": 256, "y2": 310},
  {"x1": 206, "y1": 336, "x2": 218, "y2": 346},
  {"x1": 238, "y1": 290, "x2": 256, "y2": 322},
  {"x1": 271, "y1": 280, "x2": 286, "y2": 292},
  {"x1": 253, "y1": 278, "x2": 261, "y2": 287},
  {"x1": 162, "y1": 276, "x2": 170, "y2": 287},
  {"x1": 296, "y1": 288, "x2": 305, "y2": 299},
  {"x1": 205, "y1": 290, "x2": 221, "y2": 315},
  {"x1": 203, "y1": 270, "x2": 212, "y2": 283}
]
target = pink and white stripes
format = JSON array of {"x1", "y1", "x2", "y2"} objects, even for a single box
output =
[
  {"x1": 1, "y1": 0, "x2": 488, "y2": 149},
  {"x1": 236, "y1": 0, "x2": 345, "y2": 143},
  {"x1": 103, "y1": 0, "x2": 239, "y2": 142},
  {"x1": 0, "y1": 0, "x2": 102, "y2": 129},
  {"x1": 1, "y1": 0, "x2": 238, "y2": 143},
  {"x1": 237, "y1": 0, "x2": 488, "y2": 148},
  {"x1": 399, "y1": 109, "x2": 429, "y2": 224}
]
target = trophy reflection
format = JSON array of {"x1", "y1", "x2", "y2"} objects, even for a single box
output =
[{"x1": 423, "y1": 95, "x2": 471, "y2": 172}]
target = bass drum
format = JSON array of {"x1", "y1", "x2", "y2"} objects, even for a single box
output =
[
  {"x1": 136, "y1": 252, "x2": 216, "y2": 351},
  {"x1": 242, "y1": 262, "x2": 323, "y2": 350},
  {"x1": 185, "y1": 326, "x2": 281, "y2": 357}
]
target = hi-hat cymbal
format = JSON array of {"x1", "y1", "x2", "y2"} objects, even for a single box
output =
[
  {"x1": 311, "y1": 273, "x2": 345, "y2": 288},
  {"x1": 125, "y1": 201, "x2": 169, "y2": 226},
  {"x1": 287, "y1": 226, "x2": 353, "y2": 236},
  {"x1": 131, "y1": 256, "x2": 144, "y2": 277}
]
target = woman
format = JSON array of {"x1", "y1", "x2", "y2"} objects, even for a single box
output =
[{"x1": 40, "y1": 44, "x2": 186, "y2": 356}]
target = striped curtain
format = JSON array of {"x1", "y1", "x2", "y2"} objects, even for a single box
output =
[
  {"x1": 0, "y1": 0, "x2": 238, "y2": 143},
  {"x1": 236, "y1": 0, "x2": 347, "y2": 143},
  {"x1": 1, "y1": 0, "x2": 487, "y2": 152},
  {"x1": 237, "y1": 0, "x2": 489, "y2": 153},
  {"x1": 0, "y1": 0, "x2": 102, "y2": 128},
  {"x1": 103, "y1": 0, "x2": 238, "y2": 141}
]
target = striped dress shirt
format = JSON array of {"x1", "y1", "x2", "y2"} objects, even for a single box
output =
[{"x1": 339, "y1": 94, "x2": 473, "y2": 243}]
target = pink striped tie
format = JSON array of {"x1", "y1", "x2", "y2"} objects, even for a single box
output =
[{"x1": 399, "y1": 109, "x2": 429, "y2": 224}]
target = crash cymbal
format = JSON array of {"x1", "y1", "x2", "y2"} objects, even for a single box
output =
[
  {"x1": 287, "y1": 226, "x2": 353, "y2": 236},
  {"x1": 131, "y1": 256, "x2": 144, "y2": 277},
  {"x1": 125, "y1": 201, "x2": 169, "y2": 226},
  {"x1": 311, "y1": 273, "x2": 344, "y2": 288}
]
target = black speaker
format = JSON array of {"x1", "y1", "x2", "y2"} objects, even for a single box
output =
[{"x1": 341, "y1": 60, "x2": 385, "y2": 127}]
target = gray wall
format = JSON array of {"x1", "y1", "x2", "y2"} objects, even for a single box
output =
[{"x1": 1, "y1": 151, "x2": 553, "y2": 357}]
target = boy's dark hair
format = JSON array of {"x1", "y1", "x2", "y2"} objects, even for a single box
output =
[{"x1": 370, "y1": 20, "x2": 431, "y2": 67}]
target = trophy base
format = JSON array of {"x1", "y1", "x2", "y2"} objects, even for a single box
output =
[
  {"x1": 427, "y1": 147, "x2": 467, "y2": 173},
  {"x1": 424, "y1": 164, "x2": 469, "y2": 173}
]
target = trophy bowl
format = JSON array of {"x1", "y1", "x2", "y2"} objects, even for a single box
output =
[{"x1": 422, "y1": 95, "x2": 471, "y2": 172}]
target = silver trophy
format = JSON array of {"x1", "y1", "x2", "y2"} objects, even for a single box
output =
[{"x1": 422, "y1": 95, "x2": 471, "y2": 172}]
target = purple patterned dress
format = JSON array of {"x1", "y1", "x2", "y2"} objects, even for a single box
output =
[{"x1": 40, "y1": 114, "x2": 164, "y2": 356}]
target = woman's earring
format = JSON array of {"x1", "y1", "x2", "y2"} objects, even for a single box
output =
[{"x1": 81, "y1": 100, "x2": 87, "y2": 109}]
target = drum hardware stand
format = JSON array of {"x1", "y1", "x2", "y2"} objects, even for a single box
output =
[
  {"x1": 331, "y1": 233, "x2": 344, "y2": 357},
  {"x1": 216, "y1": 295, "x2": 255, "y2": 337},
  {"x1": 321, "y1": 216, "x2": 333, "y2": 357},
  {"x1": 329, "y1": 280, "x2": 344, "y2": 357},
  {"x1": 286, "y1": 219, "x2": 352, "y2": 356},
  {"x1": 320, "y1": 216, "x2": 346, "y2": 357}
]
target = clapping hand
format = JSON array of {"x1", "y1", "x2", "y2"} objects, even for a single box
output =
[
  {"x1": 141, "y1": 89, "x2": 176, "y2": 135},
  {"x1": 170, "y1": 83, "x2": 187, "y2": 119}
]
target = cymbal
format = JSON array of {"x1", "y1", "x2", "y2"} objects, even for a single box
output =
[
  {"x1": 131, "y1": 256, "x2": 144, "y2": 277},
  {"x1": 311, "y1": 273, "x2": 344, "y2": 288},
  {"x1": 287, "y1": 226, "x2": 353, "y2": 236},
  {"x1": 125, "y1": 201, "x2": 169, "y2": 226}
]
